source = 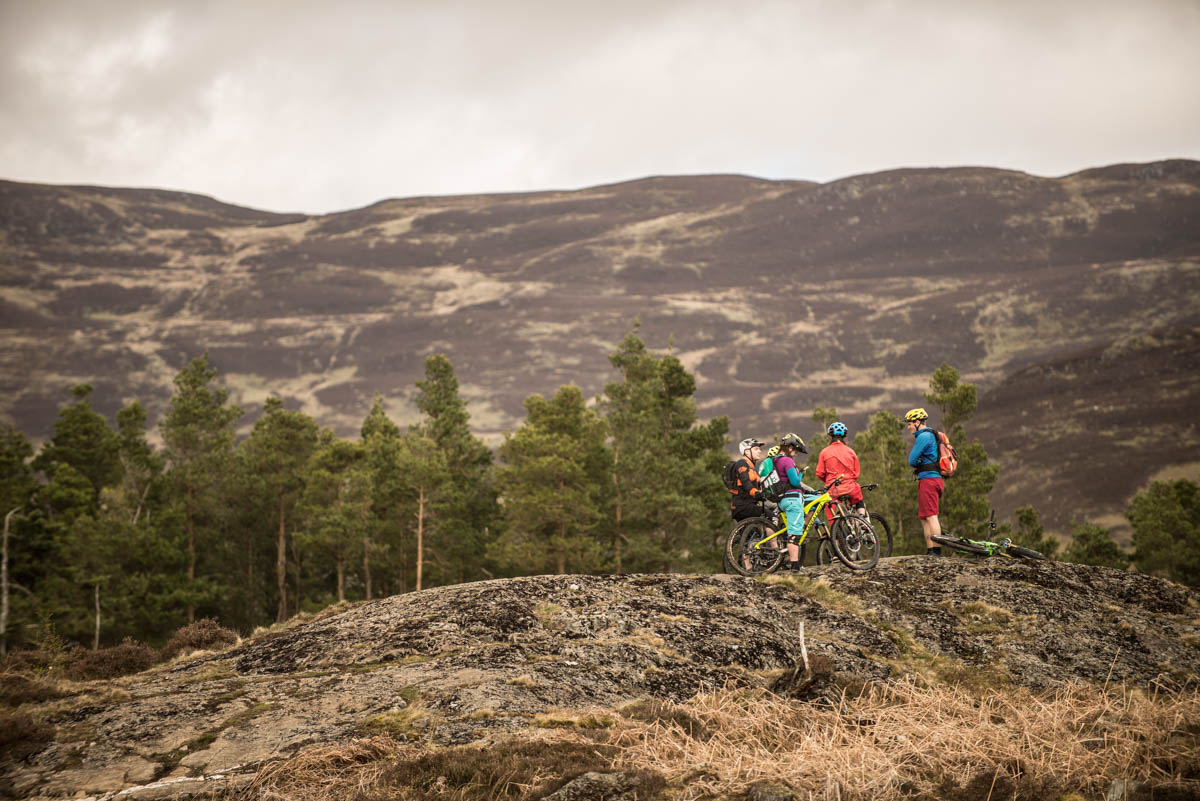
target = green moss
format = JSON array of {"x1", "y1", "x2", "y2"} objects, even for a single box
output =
[
  {"x1": 362, "y1": 702, "x2": 429, "y2": 741},
  {"x1": 534, "y1": 602, "x2": 565, "y2": 629},
  {"x1": 180, "y1": 662, "x2": 236, "y2": 684},
  {"x1": 762, "y1": 574, "x2": 868, "y2": 616},
  {"x1": 54, "y1": 723, "x2": 97, "y2": 743},
  {"x1": 224, "y1": 702, "x2": 272, "y2": 728}
]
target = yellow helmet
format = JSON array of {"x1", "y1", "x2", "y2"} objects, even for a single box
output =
[
  {"x1": 766, "y1": 445, "x2": 780, "y2": 458},
  {"x1": 904, "y1": 408, "x2": 929, "y2": 423}
]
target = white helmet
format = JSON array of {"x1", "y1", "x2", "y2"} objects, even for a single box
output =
[{"x1": 738, "y1": 437, "x2": 765, "y2": 453}]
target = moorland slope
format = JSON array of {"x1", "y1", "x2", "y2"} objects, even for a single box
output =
[{"x1": 1, "y1": 161, "x2": 1199, "y2": 535}]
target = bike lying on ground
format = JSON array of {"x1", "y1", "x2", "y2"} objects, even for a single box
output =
[
  {"x1": 931, "y1": 511, "x2": 1049, "y2": 560},
  {"x1": 725, "y1": 478, "x2": 881, "y2": 574}
]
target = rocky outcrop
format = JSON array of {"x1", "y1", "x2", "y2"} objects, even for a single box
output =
[{"x1": 2, "y1": 558, "x2": 1197, "y2": 799}]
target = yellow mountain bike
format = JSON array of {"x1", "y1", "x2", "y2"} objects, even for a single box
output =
[{"x1": 724, "y1": 478, "x2": 880, "y2": 573}]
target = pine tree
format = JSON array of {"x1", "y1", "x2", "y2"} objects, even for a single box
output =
[
  {"x1": 360, "y1": 395, "x2": 403, "y2": 598},
  {"x1": 392, "y1": 430, "x2": 449, "y2": 591},
  {"x1": 241, "y1": 397, "x2": 319, "y2": 621},
  {"x1": 413, "y1": 355, "x2": 495, "y2": 585},
  {"x1": 296, "y1": 437, "x2": 372, "y2": 604},
  {"x1": 159, "y1": 355, "x2": 242, "y2": 623},
  {"x1": 1128, "y1": 480, "x2": 1200, "y2": 588},
  {"x1": 1062, "y1": 521, "x2": 1128, "y2": 569},
  {"x1": 115, "y1": 401, "x2": 164, "y2": 525},
  {"x1": 32, "y1": 384, "x2": 121, "y2": 510},
  {"x1": 600, "y1": 331, "x2": 727, "y2": 573},
  {"x1": 1011, "y1": 505, "x2": 1060, "y2": 558},
  {"x1": 1, "y1": 426, "x2": 36, "y2": 655},
  {"x1": 492, "y1": 386, "x2": 610, "y2": 575}
]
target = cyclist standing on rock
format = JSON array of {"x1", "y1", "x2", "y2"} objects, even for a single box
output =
[
  {"x1": 729, "y1": 437, "x2": 765, "y2": 524},
  {"x1": 905, "y1": 408, "x2": 944, "y2": 556},
  {"x1": 773, "y1": 433, "x2": 809, "y2": 573}
]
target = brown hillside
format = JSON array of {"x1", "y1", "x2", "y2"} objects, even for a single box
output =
[{"x1": 1, "y1": 162, "x2": 1199, "y2": 536}]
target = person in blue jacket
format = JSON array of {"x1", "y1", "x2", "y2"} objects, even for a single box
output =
[{"x1": 905, "y1": 408, "x2": 944, "y2": 556}]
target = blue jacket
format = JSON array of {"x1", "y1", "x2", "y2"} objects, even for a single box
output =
[{"x1": 908, "y1": 427, "x2": 941, "y2": 479}]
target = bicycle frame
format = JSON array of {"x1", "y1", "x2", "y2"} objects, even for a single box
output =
[{"x1": 747, "y1": 485, "x2": 851, "y2": 554}]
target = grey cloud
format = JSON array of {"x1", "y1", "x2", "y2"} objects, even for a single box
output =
[{"x1": 1, "y1": 0, "x2": 1198, "y2": 213}]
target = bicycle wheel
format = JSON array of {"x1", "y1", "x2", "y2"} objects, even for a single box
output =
[
  {"x1": 830, "y1": 516, "x2": 880, "y2": 570},
  {"x1": 815, "y1": 537, "x2": 836, "y2": 565},
  {"x1": 931, "y1": 534, "x2": 992, "y2": 556},
  {"x1": 725, "y1": 518, "x2": 786, "y2": 576},
  {"x1": 868, "y1": 512, "x2": 894, "y2": 558},
  {"x1": 1005, "y1": 544, "x2": 1048, "y2": 560}
]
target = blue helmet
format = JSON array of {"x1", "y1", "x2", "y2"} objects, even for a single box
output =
[{"x1": 828, "y1": 422, "x2": 847, "y2": 438}]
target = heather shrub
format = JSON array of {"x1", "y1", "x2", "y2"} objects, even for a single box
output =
[
  {"x1": 0, "y1": 711, "x2": 54, "y2": 760},
  {"x1": 161, "y1": 618, "x2": 239, "y2": 661},
  {"x1": 62, "y1": 638, "x2": 157, "y2": 681},
  {"x1": 0, "y1": 673, "x2": 66, "y2": 707}
]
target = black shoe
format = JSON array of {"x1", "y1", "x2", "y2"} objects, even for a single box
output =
[
  {"x1": 783, "y1": 561, "x2": 802, "y2": 572},
  {"x1": 926, "y1": 546, "x2": 943, "y2": 557}
]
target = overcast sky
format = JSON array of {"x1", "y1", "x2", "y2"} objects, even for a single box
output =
[{"x1": 2, "y1": 0, "x2": 1198, "y2": 214}]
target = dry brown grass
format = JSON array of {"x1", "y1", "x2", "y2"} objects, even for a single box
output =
[
  {"x1": 235, "y1": 680, "x2": 1200, "y2": 801},
  {"x1": 607, "y1": 680, "x2": 1200, "y2": 800},
  {"x1": 248, "y1": 737, "x2": 403, "y2": 800}
]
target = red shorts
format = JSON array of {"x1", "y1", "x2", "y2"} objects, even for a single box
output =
[
  {"x1": 917, "y1": 477, "x2": 944, "y2": 519},
  {"x1": 825, "y1": 485, "x2": 864, "y2": 521}
]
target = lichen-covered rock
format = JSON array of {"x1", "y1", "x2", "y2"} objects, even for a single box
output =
[{"x1": 2, "y1": 561, "x2": 1196, "y2": 800}]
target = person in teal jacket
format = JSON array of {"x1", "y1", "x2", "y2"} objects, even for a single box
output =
[
  {"x1": 772, "y1": 432, "x2": 810, "y2": 572},
  {"x1": 905, "y1": 407, "x2": 944, "y2": 556}
]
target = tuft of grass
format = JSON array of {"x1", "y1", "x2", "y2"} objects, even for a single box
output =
[
  {"x1": 618, "y1": 698, "x2": 710, "y2": 741},
  {"x1": 507, "y1": 674, "x2": 537, "y2": 688},
  {"x1": 533, "y1": 602, "x2": 565, "y2": 630},
  {"x1": 533, "y1": 711, "x2": 615, "y2": 730},
  {"x1": 362, "y1": 699, "x2": 429, "y2": 741}
]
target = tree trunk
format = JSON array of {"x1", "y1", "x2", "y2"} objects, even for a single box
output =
[
  {"x1": 612, "y1": 469, "x2": 623, "y2": 574},
  {"x1": 186, "y1": 484, "x2": 196, "y2": 624},
  {"x1": 336, "y1": 556, "x2": 345, "y2": 603},
  {"x1": 276, "y1": 490, "x2": 288, "y2": 622},
  {"x1": 291, "y1": 538, "x2": 302, "y2": 617},
  {"x1": 132, "y1": 480, "x2": 152, "y2": 525},
  {"x1": 362, "y1": 505, "x2": 372, "y2": 601},
  {"x1": 363, "y1": 535, "x2": 372, "y2": 601},
  {"x1": 416, "y1": 486, "x2": 425, "y2": 592},
  {"x1": 557, "y1": 515, "x2": 567, "y2": 575},
  {"x1": 1, "y1": 508, "x2": 17, "y2": 657},
  {"x1": 93, "y1": 583, "x2": 101, "y2": 650}
]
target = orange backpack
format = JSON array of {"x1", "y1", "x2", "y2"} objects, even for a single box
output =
[{"x1": 932, "y1": 429, "x2": 958, "y2": 478}]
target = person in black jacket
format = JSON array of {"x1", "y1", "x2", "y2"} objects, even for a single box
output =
[{"x1": 729, "y1": 437, "x2": 765, "y2": 522}]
